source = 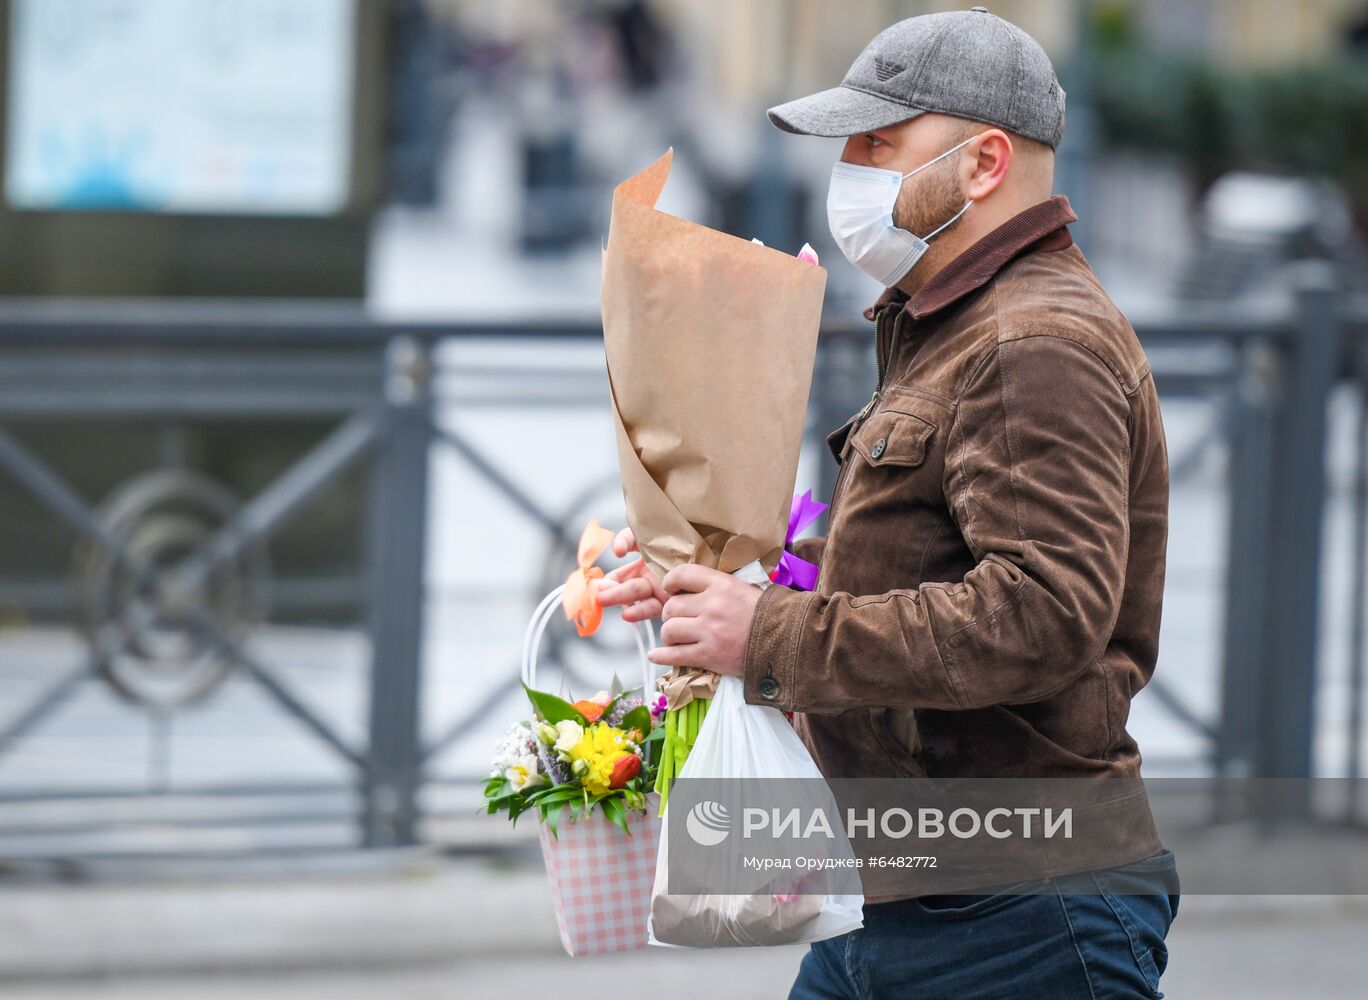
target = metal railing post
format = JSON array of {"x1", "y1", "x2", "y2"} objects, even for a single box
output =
[
  {"x1": 1217, "y1": 339, "x2": 1278, "y2": 785},
  {"x1": 1346, "y1": 327, "x2": 1368, "y2": 823},
  {"x1": 1252, "y1": 264, "x2": 1338, "y2": 823},
  {"x1": 362, "y1": 334, "x2": 433, "y2": 847}
]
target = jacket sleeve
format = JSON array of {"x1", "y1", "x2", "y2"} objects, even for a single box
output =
[{"x1": 742, "y1": 335, "x2": 1133, "y2": 714}]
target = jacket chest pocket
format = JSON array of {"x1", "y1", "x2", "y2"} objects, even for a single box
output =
[{"x1": 847, "y1": 393, "x2": 948, "y2": 503}]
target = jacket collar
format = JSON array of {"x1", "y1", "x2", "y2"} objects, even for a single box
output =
[{"x1": 861, "y1": 194, "x2": 1078, "y2": 323}]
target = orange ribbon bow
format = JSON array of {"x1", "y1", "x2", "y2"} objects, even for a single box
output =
[{"x1": 562, "y1": 517, "x2": 617, "y2": 637}]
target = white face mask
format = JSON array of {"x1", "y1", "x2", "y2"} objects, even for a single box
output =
[{"x1": 826, "y1": 135, "x2": 976, "y2": 288}]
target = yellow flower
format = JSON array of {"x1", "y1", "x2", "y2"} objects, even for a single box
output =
[{"x1": 565, "y1": 723, "x2": 633, "y2": 796}]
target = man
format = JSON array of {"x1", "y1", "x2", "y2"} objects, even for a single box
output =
[{"x1": 599, "y1": 8, "x2": 1179, "y2": 998}]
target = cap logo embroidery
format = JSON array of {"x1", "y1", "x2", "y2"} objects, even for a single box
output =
[{"x1": 873, "y1": 56, "x2": 905, "y2": 82}]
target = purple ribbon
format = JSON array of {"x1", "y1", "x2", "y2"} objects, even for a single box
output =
[{"x1": 769, "y1": 489, "x2": 828, "y2": 590}]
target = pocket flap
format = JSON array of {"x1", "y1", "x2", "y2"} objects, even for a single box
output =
[
  {"x1": 826, "y1": 413, "x2": 859, "y2": 463},
  {"x1": 850, "y1": 409, "x2": 936, "y2": 467}
]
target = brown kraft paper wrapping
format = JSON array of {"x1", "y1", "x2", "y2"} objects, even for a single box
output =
[{"x1": 599, "y1": 147, "x2": 827, "y2": 586}]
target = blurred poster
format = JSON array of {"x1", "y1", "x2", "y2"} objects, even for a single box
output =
[{"x1": 5, "y1": 0, "x2": 357, "y2": 215}]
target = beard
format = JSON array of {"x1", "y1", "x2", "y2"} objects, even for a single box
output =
[{"x1": 892, "y1": 159, "x2": 966, "y2": 239}]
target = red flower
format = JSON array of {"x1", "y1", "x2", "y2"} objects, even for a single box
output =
[{"x1": 609, "y1": 754, "x2": 641, "y2": 789}]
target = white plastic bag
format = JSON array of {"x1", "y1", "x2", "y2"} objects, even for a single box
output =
[{"x1": 647, "y1": 664, "x2": 865, "y2": 947}]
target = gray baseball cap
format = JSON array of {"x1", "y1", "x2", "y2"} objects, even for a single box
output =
[{"x1": 768, "y1": 7, "x2": 1066, "y2": 149}]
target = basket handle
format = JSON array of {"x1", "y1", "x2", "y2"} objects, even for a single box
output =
[{"x1": 520, "y1": 583, "x2": 658, "y2": 703}]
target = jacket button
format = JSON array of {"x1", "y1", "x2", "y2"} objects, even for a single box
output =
[
  {"x1": 871, "y1": 437, "x2": 887, "y2": 459},
  {"x1": 758, "y1": 677, "x2": 780, "y2": 701}
]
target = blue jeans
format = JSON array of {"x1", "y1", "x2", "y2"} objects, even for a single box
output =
[{"x1": 790, "y1": 848, "x2": 1180, "y2": 1000}]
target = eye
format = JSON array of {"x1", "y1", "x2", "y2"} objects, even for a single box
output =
[{"x1": 865, "y1": 133, "x2": 884, "y2": 147}]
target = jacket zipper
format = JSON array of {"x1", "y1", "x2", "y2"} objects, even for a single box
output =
[
  {"x1": 813, "y1": 308, "x2": 905, "y2": 592},
  {"x1": 858, "y1": 308, "x2": 900, "y2": 420}
]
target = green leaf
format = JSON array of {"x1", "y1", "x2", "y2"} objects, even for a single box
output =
[
  {"x1": 600, "y1": 794, "x2": 631, "y2": 836},
  {"x1": 483, "y1": 778, "x2": 520, "y2": 803},
  {"x1": 522, "y1": 682, "x2": 588, "y2": 726},
  {"x1": 619, "y1": 705, "x2": 651, "y2": 737},
  {"x1": 529, "y1": 784, "x2": 580, "y2": 806}
]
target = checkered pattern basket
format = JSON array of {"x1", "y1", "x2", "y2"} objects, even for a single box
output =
[
  {"x1": 538, "y1": 794, "x2": 662, "y2": 956},
  {"x1": 522, "y1": 583, "x2": 662, "y2": 957}
]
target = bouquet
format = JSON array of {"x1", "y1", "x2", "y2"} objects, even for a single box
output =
[
  {"x1": 483, "y1": 519, "x2": 665, "y2": 835},
  {"x1": 599, "y1": 147, "x2": 828, "y2": 809},
  {"x1": 483, "y1": 679, "x2": 666, "y2": 837},
  {"x1": 599, "y1": 148, "x2": 861, "y2": 950}
]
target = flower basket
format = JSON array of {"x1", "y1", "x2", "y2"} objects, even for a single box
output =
[
  {"x1": 481, "y1": 522, "x2": 666, "y2": 957},
  {"x1": 539, "y1": 791, "x2": 662, "y2": 956},
  {"x1": 519, "y1": 576, "x2": 662, "y2": 956}
]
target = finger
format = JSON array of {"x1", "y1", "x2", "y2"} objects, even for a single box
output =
[
  {"x1": 646, "y1": 641, "x2": 705, "y2": 668},
  {"x1": 612, "y1": 527, "x2": 638, "y2": 558},
  {"x1": 644, "y1": 570, "x2": 668, "y2": 604},
  {"x1": 661, "y1": 563, "x2": 722, "y2": 596},
  {"x1": 615, "y1": 563, "x2": 667, "y2": 601},
  {"x1": 597, "y1": 576, "x2": 652, "y2": 606},
  {"x1": 659, "y1": 616, "x2": 704, "y2": 647},
  {"x1": 620, "y1": 598, "x2": 663, "y2": 623},
  {"x1": 603, "y1": 557, "x2": 668, "y2": 605},
  {"x1": 661, "y1": 592, "x2": 705, "y2": 621},
  {"x1": 623, "y1": 561, "x2": 668, "y2": 603},
  {"x1": 596, "y1": 577, "x2": 655, "y2": 607},
  {"x1": 604, "y1": 558, "x2": 648, "y2": 585}
]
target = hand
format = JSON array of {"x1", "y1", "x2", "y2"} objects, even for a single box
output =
[
  {"x1": 645, "y1": 564, "x2": 762, "y2": 678},
  {"x1": 595, "y1": 527, "x2": 668, "y2": 623}
]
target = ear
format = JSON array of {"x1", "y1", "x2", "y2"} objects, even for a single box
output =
[{"x1": 962, "y1": 128, "x2": 1012, "y2": 200}]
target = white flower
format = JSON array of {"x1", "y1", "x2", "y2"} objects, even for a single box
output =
[
  {"x1": 553, "y1": 719, "x2": 584, "y2": 755},
  {"x1": 505, "y1": 754, "x2": 546, "y2": 792},
  {"x1": 490, "y1": 721, "x2": 536, "y2": 776}
]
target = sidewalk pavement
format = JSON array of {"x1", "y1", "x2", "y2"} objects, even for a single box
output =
[{"x1": 1, "y1": 850, "x2": 1367, "y2": 998}]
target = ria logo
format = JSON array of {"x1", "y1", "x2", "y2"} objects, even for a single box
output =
[{"x1": 685, "y1": 800, "x2": 731, "y2": 846}]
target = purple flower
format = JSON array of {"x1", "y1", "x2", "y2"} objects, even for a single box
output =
[
  {"x1": 604, "y1": 695, "x2": 644, "y2": 728},
  {"x1": 536, "y1": 739, "x2": 573, "y2": 786},
  {"x1": 650, "y1": 694, "x2": 668, "y2": 720}
]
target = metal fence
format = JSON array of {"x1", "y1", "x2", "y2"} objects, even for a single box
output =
[{"x1": 0, "y1": 273, "x2": 1364, "y2": 866}]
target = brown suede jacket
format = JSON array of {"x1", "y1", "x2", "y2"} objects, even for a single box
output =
[{"x1": 741, "y1": 195, "x2": 1169, "y2": 879}]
